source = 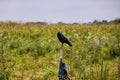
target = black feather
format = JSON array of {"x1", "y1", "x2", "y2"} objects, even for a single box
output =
[{"x1": 57, "y1": 32, "x2": 72, "y2": 46}]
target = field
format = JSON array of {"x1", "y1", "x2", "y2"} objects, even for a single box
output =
[{"x1": 0, "y1": 22, "x2": 120, "y2": 80}]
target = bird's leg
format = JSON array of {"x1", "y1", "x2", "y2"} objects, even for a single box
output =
[{"x1": 60, "y1": 43, "x2": 63, "y2": 59}]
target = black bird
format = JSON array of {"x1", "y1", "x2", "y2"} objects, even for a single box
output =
[{"x1": 57, "y1": 32, "x2": 72, "y2": 46}]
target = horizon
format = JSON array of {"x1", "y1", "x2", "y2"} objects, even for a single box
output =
[{"x1": 0, "y1": 0, "x2": 120, "y2": 23}]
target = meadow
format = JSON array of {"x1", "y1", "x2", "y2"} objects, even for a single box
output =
[{"x1": 0, "y1": 22, "x2": 120, "y2": 80}]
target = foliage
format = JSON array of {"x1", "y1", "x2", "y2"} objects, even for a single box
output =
[{"x1": 0, "y1": 23, "x2": 120, "y2": 80}]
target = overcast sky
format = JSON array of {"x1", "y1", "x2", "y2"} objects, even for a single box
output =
[{"x1": 0, "y1": 0, "x2": 120, "y2": 23}]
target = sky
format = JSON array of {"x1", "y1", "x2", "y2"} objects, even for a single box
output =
[{"x1": 0, "y1": 0, "x2": 120, "y2": 23}]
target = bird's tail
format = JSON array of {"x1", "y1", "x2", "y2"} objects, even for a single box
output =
[{"x1": 67, "y1": 41, "x2": 72, "y2": 46}]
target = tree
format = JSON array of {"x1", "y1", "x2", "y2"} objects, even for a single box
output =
[
  {"x1": 92, "y1": 20, "x2": 101, "y2": 24},
  {"x1": 110, "y1": 18, "x2": 120, "y2": 24},
  {"x1": 101, "y1": 20, "x2": 108, "y2": 24}
]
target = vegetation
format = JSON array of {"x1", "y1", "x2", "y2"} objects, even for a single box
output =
[{"x1": 0, "y1": 22, "x2": 120, "y2": 80}]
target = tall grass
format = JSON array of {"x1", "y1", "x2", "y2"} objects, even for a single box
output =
[{"x1": 0, "y1": 22, "x2": 120, "y2": 80}]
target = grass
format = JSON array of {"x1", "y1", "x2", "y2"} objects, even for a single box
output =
[{"x1": 0, "y1": 22, "x2": 120, "y2": 80}]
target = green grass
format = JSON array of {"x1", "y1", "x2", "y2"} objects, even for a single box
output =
[{"x1": 0, "y1": 22, "x2": 120, "y2": 80}]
